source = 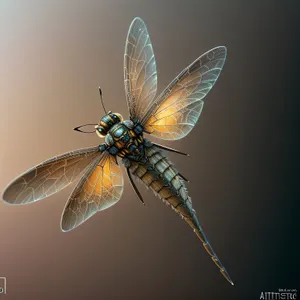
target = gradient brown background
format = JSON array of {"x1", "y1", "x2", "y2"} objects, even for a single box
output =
[{"x1": 0, "y1": 0, "x2": 299, "y2": 299}]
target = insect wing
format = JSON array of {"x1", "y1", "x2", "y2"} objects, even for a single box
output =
[
  {"x1": 142, "y1": 46, "x2": 227, "y2": 140},
  {"x1": 61, "y1": 152, "x2": 123, "y2": 232},
  {"x1": 124, "y1": 17, "x2": 157, "y2": 122},
  {"x1": 2, "y1": 146, "x2": 101, "y2": 205}
]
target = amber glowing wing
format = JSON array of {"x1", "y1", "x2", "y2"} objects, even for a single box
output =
[
  {"x1": 142, "y1": 46, "x2": 227, "y2": 140},
  {"x1": 124, "y1": 17, "x2": 157, "y2": 122},
  {"x1": 2, "y1": 147, "x2": 101, "y2": 205},
  {"x1": 61, "y1": 152, "x2": 123, "y2": 232}
]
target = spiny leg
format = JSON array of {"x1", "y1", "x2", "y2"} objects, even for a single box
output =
[
  {"x1": 126, "y1": 168, "x2": 145, "y2": 205},
  {"x1": 152, "y1": 142, "x2": 190, "y2": 157}
]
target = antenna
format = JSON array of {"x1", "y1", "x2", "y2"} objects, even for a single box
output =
[
  {"x1": 99, "y1": 87, "x2": 107, "y2": 114},
  {"x1": 73, "y1": 124, "x2": 97, "y2": 133}
]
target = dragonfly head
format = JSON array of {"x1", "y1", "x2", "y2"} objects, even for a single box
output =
[{"x1": 95, "y1": 112, "x2": 123, "y2": 138}]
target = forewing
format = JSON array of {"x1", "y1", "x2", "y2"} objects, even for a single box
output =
[
  {"x1": 124, "y1": 17, "x2": 157, "y2": 121},
  {"x1": 61, "y1": 153, "x2": 123, "y2": 232},
  {"x1": 142, "y1": 46, "x2": 227, "y2": 140},
  {"x1": 2, "y1": 146, "x2": 101, "y2": 205}
]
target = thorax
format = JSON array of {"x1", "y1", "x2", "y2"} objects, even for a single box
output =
[{"x1": 105, "y1": 120, "x2": 144, "y2": 157}]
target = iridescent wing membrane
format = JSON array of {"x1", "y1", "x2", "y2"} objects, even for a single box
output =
[
  {"x1": 124, "y1": 17, "x2": 157, "y2": 121},
  {"x1": 124, "y1": 19, "x2": 226, "y2": 139},
  {"x1": 2, "y1": 147, "x2": 100, "y2": 205},
  {"x1": 142, "y1": 47, "x2": 227, "y2": 140},
  {"x1": 2, "y1": 147, "x2": 123, "y2": 231}
]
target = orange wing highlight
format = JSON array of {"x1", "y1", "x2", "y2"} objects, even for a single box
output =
[
  {"x1": 143, "y1": 46, "x2": 226, "y2": 140},
  {"x1": 61, "y1": 153, "x2": 123, "y2": 231}
]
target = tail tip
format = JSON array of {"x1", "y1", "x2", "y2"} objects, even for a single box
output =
[{"x1": 220, "y1": 268, "x2": 234, "y2": 286}]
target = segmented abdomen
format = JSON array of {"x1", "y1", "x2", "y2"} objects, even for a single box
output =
[{"x1": 128, "y1": 145, "x2": 233, "y2": 285}]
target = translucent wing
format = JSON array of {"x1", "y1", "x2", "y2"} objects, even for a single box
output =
[
  {"x1": 2, "y1": 146, "x2": 101, "y2": 205},
  {"x1": 124, "y1": 17, "x2": 157, "y2": 122},
  {"x1": 61, "y1": 152, "x2": 123, "y2": 232},
  {"x1": 142, "y1": 46, "x2": 227, "y2": 140}
]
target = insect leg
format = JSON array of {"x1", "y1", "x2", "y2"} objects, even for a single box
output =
[
  {"x1": 126, "y1": 168, "x2": 146, "y2": 205},
  {"x1": 152, "y1": 142, "x2": 190, "y2": 157},
  {"x1": 178, "y1": 173, "x2": 190, "y2": 183}
]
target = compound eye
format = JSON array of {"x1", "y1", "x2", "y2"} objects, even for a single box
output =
[
  {"x1": 113, "y1": 113, "x2": 123, "y2": 122},
  {"x1": 96, "y1": 126, "x2": 106, "y2": 138}
]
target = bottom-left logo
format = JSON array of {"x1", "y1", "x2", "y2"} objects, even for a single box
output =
[{"x1": 0, "y1": 277, "x2": 7, "y2": 295}]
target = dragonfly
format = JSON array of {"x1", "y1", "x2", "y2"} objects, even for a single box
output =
[{"x1": 2, "y1": 17, "x2": 233, "y2": 285}]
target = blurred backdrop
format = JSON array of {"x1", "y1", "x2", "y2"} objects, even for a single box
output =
[{"x1": 0, "y1": 0, "x2": 299, "y2": 299}]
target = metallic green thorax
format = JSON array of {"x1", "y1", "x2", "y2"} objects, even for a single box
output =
[{"x1": 98, "y1": 118, "x2": 145, "y2": 160}]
